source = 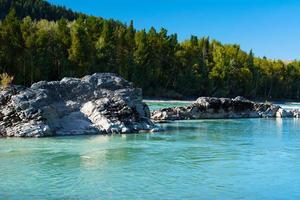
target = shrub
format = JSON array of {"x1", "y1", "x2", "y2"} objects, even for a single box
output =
[{"x1": 0, "y1": 73, "x2": 14, "y2": 88}]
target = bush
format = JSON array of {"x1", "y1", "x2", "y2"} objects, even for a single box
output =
[{"x1": 0, "y1": 73, "x2": 14, "y2": 88}]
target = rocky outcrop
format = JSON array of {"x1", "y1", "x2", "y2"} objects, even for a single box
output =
[
  {"x1": 292, "y1": 109, "x2": 300, "y2": 118},
  {"x1": 0, "y1": 73, "x2": 160, "y2": 137},
  {"x1": 151, "y1": 96, "x2": 300, "y2": 122}
]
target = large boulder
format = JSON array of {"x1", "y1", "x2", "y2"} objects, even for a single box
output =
[
  {"x1": 0, "y1": 73, "x2": 160, "y2": 137},
  {"x1": 151, "y1": 96, "x2": 296, "y2": 121}
]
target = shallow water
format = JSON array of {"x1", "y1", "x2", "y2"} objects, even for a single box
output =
[{"x1": 1, "y1": 102, "x2": 300, "y2": 199}]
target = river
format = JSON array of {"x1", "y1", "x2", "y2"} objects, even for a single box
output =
[{"x1": 0, "y1": 101, "x2": 300, "y2": 199}]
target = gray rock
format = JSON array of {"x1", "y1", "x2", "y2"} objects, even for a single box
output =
[
  {"x1": 292, "y1": 109, "x2": 300, "y2": 118},
  {"x1": 256, "y1": 104, "x2": 280, "y2": 118},
  {"x1": 276, "y1": 108, "x2": 294, "y2": 118},
  {"x1": 0, "y1": 73, "x2": 160, "y2": 137},
  {"x1": 151, "y1": 96, "x2": 295, "y2": 121}
]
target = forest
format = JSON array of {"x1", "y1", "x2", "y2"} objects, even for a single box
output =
[{"x1": 0, "y1": 0, "x2": 300, "y2": 99}]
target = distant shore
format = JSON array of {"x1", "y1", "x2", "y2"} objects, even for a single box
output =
[{"x1": 143, "y1": 97, "x2": 300, "y2": 104}]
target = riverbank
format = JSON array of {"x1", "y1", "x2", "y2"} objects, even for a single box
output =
[
  {"x1": 1, "y1": 73, "x2": 300, "y2": 137},
  {"x1": 145, "y1": 98, "x2": 300, "y2": 104},
  {"x1": 144, "y1": 99, "x2": 300, "y2": 111}
]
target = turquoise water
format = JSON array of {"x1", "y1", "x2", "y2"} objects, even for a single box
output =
[
  {"x1": 1, "y1": 103, "x2": 300, "y2": 199},
  {"x1": 144, "y1": 100, "x2": 191, "y2": 111},
  {"x1": 145, "y1": 100, "x2": 300, "y2": 111},
  {"x1": 278, "y1": 102, "x2": 300, "y2": 110}
]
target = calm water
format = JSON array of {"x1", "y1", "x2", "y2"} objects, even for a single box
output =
[
  {"x1": 1, "y1": 103, "x2": 300, "y2": 199},
  {"x1": 144, "y1": 100, "x2": 191, "y2": 111}
]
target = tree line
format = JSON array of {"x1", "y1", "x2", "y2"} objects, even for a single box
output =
[
  {"x1": 0, "y1": 6, "x2": 300, "y2": 99},
  {"x1": 0, "y1": 0, "x2": 81, "y2": 21}
]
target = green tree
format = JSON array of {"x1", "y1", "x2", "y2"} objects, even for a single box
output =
[
  {"x1": 0, "y1": 9, "x2": 23, "y2": 83},
  {"x1": 68, "y1": 17, "x2": 93, "y2": 76}
]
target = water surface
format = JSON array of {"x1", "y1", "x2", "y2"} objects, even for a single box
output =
[{"x1": 1, "y1": 102, "x2": 300, "y2": 199}]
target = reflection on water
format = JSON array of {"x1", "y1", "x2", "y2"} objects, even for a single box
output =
[{"x1": 276, "y1": 118, "x2": 283, "y2": 136}]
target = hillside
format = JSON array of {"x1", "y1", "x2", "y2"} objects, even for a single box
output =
[
  {"x1": 0, "y1": 0, "x2": 81, "y2": 20},
  {"x1": 0, "y1": 0, "x2": 300, "y2": 100}
]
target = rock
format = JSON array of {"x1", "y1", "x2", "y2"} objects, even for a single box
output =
[
  {"x1": 256, "y1": 104, "x2": 280, "y2": 118},
  {"x1": 0, "y1": 73, "x2": 160, "y2": 137},
  {"x1": 151, "y1": 96, "x2": 295, "y2": 121},
  {"x1": 276, "y1": 108, "x2": 293, "y2": 118},
  {"x1": 292, "y1": 109, "x2": 300, "y2": 118}
]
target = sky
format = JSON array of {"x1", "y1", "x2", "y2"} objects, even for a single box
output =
[{"x1": 48, "y1": 0, "x2": 300, "y2": 60}]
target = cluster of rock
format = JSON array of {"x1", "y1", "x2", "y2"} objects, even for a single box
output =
[
  {"x1": 1, "y1": 73, "x2": 299, "y2": 138},
  {"x1": 151, "y1": 96, "x2": 300, "y2": 122},
  {"x1": 0, "y1": 73, "x2": 160, "y2": 137}
]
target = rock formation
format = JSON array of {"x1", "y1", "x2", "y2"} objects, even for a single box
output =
[
  {"x1": 0, "y1": 73, "x2": 160, "y2": 137},
  {"x1": 151, "y1": 96, "x2": 300, "y2": 122}
]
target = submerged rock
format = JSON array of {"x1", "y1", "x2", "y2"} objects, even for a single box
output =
[
  {"x1": 0, "y1": 73, "x2": 160, "y2": 137},
  {"x1": 151, "y1": 96, "x2": 300, "y2": 121}
]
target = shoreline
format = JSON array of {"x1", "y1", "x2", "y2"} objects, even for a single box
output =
[
  {"x1": 144, "y1": 98, "x2": 300, "y2": 105},
  {"x1": 143, "y1": 99, "x2": 194, "y2": 104},
  {"x1": 150, "y1": 96, "x2": 300, "y2": 122}
]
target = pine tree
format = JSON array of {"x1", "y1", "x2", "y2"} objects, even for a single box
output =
[
  {"x1": 68, "y1": 17, "x2": 93, "y2": 76},
  {"x1": 0, "y1": 9, "x2": 24, "y2": 82}
]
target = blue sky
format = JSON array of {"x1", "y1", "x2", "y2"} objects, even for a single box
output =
[{"x1": 48, "y1": 0, "x2": 300, "y2": 60}]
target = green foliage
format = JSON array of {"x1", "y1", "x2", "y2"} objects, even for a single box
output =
[
  {"x1": 0, "y1": 3, "x2": 300, "y2": 99},
  {"x1": 0, "y1": 0, "x2": 81, "y2": 21}
]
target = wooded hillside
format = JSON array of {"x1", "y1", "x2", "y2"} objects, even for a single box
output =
[{"x1": 0, "y1": 0, "x2": 299, "y2": 99}]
